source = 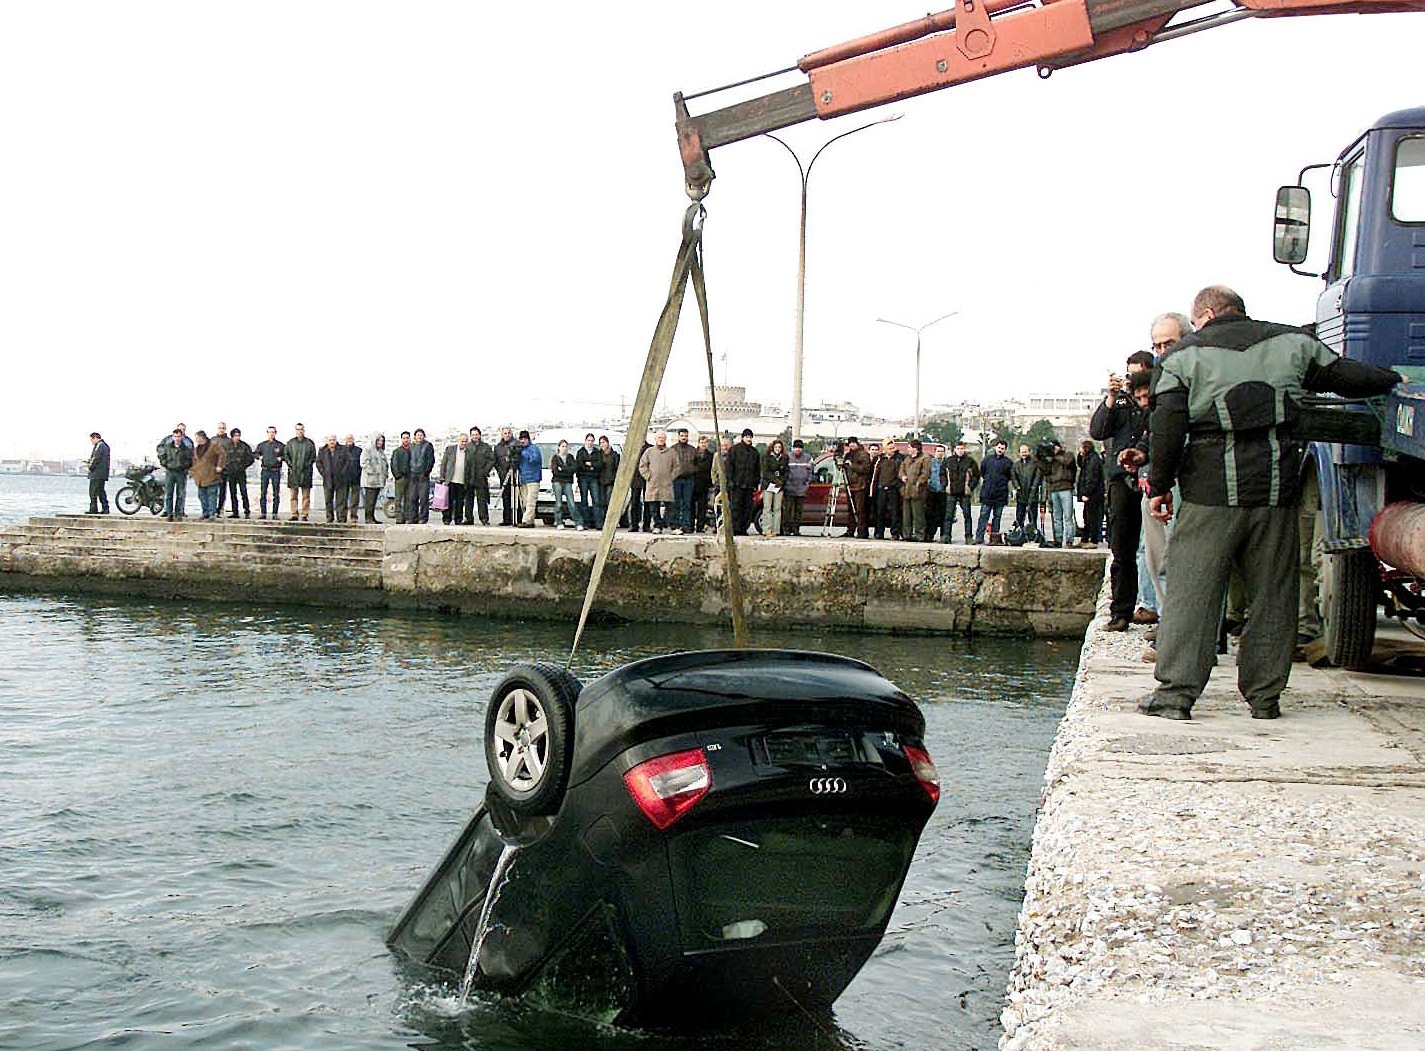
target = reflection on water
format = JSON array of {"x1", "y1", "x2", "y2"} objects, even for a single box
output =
[{"x1": 0, "y1": 564, "x2": 1078, "y2": 1051}]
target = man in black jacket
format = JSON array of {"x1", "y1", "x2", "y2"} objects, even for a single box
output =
[
  {"x1": 408, "y1": 428, "x2": 436, "y2": 524},
  {"x1": 224, "y1": 427, "x2": 255, "y2": 518},
  {"x1": 1089, "y1": 361, "x2": 1152, "y2": 630},
  {"x1": 728, "y1": 429, "x2": 761, "y2": 535},
  {"x1": 255, "y1": 427, "x2": 285, "y2": 519},
  {"x1": 466, "y1": 427, "x2": 497, "y2": 526},
  {"x1": 941, "y1": 440, "x2": 979, "y2": 544},
  {"x1": 494, "y1": 427, "x2": 519, "y2": 526},
  {"x1": 389, "y1": 431, "x2": 412, "y2": 523},
  {"x1": 1076, "y1": 440, "x2": 1105, "y2": 546},
  {"x1": 1139, "y1": 285, "x2": 1403, "y2": 721},
  {"x1": 86, "y1": 432, "x2": 110, "y2": 514}
]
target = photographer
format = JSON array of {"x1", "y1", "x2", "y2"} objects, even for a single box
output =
[
  {"x1": 1034, "y1": 439, "x2": 1077, "y2": 547},
  {"x1": 1089, "y1": 353, "x2": 1154, "y2": 629}
]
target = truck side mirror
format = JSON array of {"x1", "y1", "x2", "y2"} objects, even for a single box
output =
[{"x1": 1272, "y1": 185, "x2": 1311, "y2": 265}]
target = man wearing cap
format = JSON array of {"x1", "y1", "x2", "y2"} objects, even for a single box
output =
[
  {"x1": 85, "y1": 432, "x2": 111, "y2": 514},
  {"x1": 728, "y1": 429, "x2": 761, "y2": 535},
  {"x1": 515, "y1": 430, "x2": 543, "y2": 527},
  {"x1": 840, "y1": 437, "x2": 872, "y2": 538},
  {"x1": 784, "y1": 439, "x2": 813, "y2": 536}
]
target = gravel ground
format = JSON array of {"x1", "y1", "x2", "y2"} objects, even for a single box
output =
[{"x1": 1000, "y1": 587, "x2": 1425, "y2": 1050}]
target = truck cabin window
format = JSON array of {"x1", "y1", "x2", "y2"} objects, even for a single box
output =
[
  {"x1": 1393, "y1": 136, "x2": 1425, "y2": 223},
  {"x1": 1332, "y1": 152, "x2": 1365, "y2": 283}
]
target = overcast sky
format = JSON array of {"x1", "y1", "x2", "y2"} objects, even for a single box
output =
[{"x1": 3, "y1": 2, "x2": 1423, "y2": 460}]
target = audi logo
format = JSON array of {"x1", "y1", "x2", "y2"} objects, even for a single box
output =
[{"x1": 808, "y1": 777, "x2": 848, "y2": 795}]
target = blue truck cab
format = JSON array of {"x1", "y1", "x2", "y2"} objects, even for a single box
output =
[{"x1": 1273, "y1": 106, "x2": 1425, "y2": 667}]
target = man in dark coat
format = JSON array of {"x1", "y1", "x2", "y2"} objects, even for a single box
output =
[
  {"x1": 728, "y1": 429, "x2": 761, "y2": 535},
  {"x1": 941, "y1": 440, "x2": 980, "y2": 543},
  {"x1": 409, "y1": 428, "x2": 436, "y2": 524},
  {"x1": 389, "y1": 431, "x2": 412, "y2": 523},
  {"x1": 316, "y1": 435, "x2": 344, "y2": 522},
  {"x1": 224, "y1": 427, "x2": 255, "y2": 518},
  {"x1": 976, "y1": 440, "x2": 1014, "y2": 543},
  {"x1": 467, "y1": 427, "x2": 498, "y2": 526},
  {"x1": 494, "y1": 427, "x2": 519, "y2": 526},
  {"x1": 841, "y1": 437, "x2": 872, "y2": 539},
  {"x1": 1076, "y1": 440, "x2": 1105, "y2": 546},
  {"x1": 86, "y1": 432, "x2": 110, "y2": 514},
  {"x1": 254, "y1": 427, "x2": 285, "y2": 519},
  {"x1": 283, "y1": 423, "x2": 318, "y2": 521}
]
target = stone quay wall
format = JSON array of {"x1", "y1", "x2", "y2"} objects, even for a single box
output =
[{"x1": 0, "y1": 516, "x2": 1107, "y2": 636}]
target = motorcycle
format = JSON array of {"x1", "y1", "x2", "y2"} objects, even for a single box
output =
[{"x1": 115, "y1": 464, "x2": 166, "y2": 516}]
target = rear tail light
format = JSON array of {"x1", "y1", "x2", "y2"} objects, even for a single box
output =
[
  {"x1": 623, "y1": 748, "x2": 711, "y2": 830},
  {"x1": 902, "y1": 744, "x2": 940, "y2": 805}
]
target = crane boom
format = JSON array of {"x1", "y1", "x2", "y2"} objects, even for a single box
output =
[{"x1": 674, "y1": 0, "x2": 1423, "y2": 200}]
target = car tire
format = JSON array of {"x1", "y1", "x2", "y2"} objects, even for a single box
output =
[{"x1": 485, "y1": 663, "x2": 581, "y2": 816}]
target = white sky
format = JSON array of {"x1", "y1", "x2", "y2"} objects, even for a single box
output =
[{"x1": 3, "y1": 2, "x2": 1423, "y2": 461}]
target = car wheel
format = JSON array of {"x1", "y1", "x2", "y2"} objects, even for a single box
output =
[{"x1": 485, "y1": 663, "x2": 581, "y2": 816}]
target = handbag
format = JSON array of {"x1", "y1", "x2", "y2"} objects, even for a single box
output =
[{"x1": 431, "y1": 482, "x2": 450, "y2": 511}]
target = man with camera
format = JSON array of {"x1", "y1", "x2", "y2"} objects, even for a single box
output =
[
  {"x1": 1090, "y1": 356, "x2": 1153, "y2": 630},
  {"x1": 839, "y1": 437, "x2": 872, "y2": 538},
  {"x1": 1034, "y1": 439, "x2": 1077, "y2": 547}
]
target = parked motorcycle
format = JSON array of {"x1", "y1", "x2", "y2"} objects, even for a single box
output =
[{"x1": 115, "y1": 464, "x2": 165, "y2": 516}]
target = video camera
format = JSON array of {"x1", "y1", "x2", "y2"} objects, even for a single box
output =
[{"x1": 1035, "y1": 439, "x2": 1059, "y2": 459}]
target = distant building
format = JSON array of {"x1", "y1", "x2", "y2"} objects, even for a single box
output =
[{"x1": 685, "y1": 385, "x2": 762, "y2": 417}]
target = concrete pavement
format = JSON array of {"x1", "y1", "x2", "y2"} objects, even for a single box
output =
[{"x1": 1003, "y1": 602, "x2": 1425, "y2": 1049}]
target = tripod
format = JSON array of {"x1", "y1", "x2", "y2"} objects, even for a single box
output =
[{"x1": 824, "y1": 478, "x2": 843, "y2": 534}]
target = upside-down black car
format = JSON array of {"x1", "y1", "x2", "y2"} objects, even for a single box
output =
[{"x1": 387, "y1": 649, "x2": 939, "y2": 1026}]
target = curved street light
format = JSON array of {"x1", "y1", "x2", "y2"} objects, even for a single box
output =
[
  {"x1": 762, "y1": 113, "x2": 903, "y2": 443},
  {"x1": 876, "y1": 311, "x2": 960, "y2": 437}
]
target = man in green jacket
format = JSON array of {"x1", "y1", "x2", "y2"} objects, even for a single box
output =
[
  {"x1": 1138, "y1": 285, "x2": 1403, "y2": 722},
  {"x1": 283, "y1": 423, "x2": 318, "y2": 522}
]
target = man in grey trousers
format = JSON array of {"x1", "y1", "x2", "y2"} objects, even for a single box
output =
[{"x1": 1136, "y1": 285, "x2": 1401, "y2": 722}]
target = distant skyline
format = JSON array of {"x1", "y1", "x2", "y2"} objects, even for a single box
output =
[{"x1": 5, "y1": 4, "x2": 1425, "y2": 461}]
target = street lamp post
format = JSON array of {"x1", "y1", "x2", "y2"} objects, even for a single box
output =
[
  {"x1": 875, "y1": 311, "x2": 960, "y2": 437},
  {"x1": 762, "y1": 114, "x2": 902, "y2": 444}
]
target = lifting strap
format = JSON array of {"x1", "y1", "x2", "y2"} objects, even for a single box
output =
[{"x1": 568, "y1": 205, "x2": 749, "y2": 663}]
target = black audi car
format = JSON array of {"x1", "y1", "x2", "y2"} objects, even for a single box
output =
[{"x1": 387, "y1": 649, "x2": 939, "y2": 1026}]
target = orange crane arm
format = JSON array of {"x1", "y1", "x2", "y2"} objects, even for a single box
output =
[{"x1": 674, "y1": 0, "x2": 1423, "y2": 199}]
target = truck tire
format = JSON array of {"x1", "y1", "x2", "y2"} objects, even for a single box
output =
[
  {"x1": 485, "y1": 663, "x2": 581, "y2": 817},
  {"x1": 1319, "y1": 546, "x2": 1378, "y2": 670}
]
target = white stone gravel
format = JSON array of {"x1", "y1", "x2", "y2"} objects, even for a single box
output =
[{"x1": 999, "y1": 582, "x2": 1425, "y2": 1050}]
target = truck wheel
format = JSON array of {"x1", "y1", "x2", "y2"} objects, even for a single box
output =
[
  {"x1": 1319, "y1": 546, "x2": 1378, "y2": 670},
  {"x1": 485, "y1": 663, "x2": 581, "y2": 817}
]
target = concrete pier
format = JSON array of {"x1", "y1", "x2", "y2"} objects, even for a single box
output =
[
  {"x1": 0, "y1": 515, "x2": 1106, "y2": 636},
  {"x1": 1003, "y1": 591, "x2": 1425, "y2": 1049}
]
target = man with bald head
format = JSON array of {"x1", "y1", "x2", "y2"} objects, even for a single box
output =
[{"x1": 1139, "y1": 285, "x2": 1403, "y2": 722}]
